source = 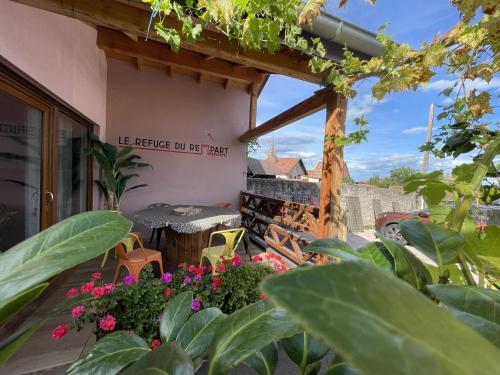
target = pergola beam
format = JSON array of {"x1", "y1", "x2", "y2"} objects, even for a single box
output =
[
  {"x1": 97, "y1": 28, "x2": 262, "y2": 84},
  {"x1": 10, "y1": 0, "x2": 321, "y2": 83},
  {"x1": 239, "y1": 88, "x2": 330, "y2": 142}
]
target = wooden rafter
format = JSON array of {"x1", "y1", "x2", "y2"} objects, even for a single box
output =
[
  {"x1": 239, "y1": 87, "x2": 330, "y2": 142},
  {"x1": 136, "y1": 56, "x2": 143, "y2": 71},
  {"x1": 97, "y1": 27, "x2": 262, "y2": 84},
  {"x1": 10, "y1": 0, "x2": 321, "y2": 83}
]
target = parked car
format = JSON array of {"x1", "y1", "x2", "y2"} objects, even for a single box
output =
[{"x1": 375, "y1": 210, "x2": 431, "y2": 245}]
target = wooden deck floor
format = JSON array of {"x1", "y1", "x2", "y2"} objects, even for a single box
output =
[{"x1": 1, "y1": 239, "x2": 263, "y2": 375}]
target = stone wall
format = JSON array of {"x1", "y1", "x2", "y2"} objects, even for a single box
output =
[{"x1": 246, "y1": 178, "x2": 418, "y2": 227}]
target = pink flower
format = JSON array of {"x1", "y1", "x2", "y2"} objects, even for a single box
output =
[
  {"x1": 123, "y1": 275, "x2": 137, "y2": 285},
  {"x1": 52, "y1": 324, "x2": 69, "y2": 339},
  {"x1": 80, "y1": 281, "x2": 94, "y2": 293},
  {"x1": 188, "y1": 264, "x2": 197, "y2": 274},
  {"x1": 66, "y1": 288, "x2": 78, "y2": 298},
  {"x1": 164, "y1": 288, "x2": 172, "y2": 297},
  {"x1": 183, "y1": 276, "x2": 192, "y2": 285},
  {"x1": 91, "y1": 286, "x2": 108, "y2": 299},
  {"x1": 99, "y1": 314, "x2": 116, "y2": 331},
  {"x1": 231, "y1": 255, "x2": 242, "y2": 267},
  {"x1": 194, "y1": 274, "x2": 202, "y2": 281},
  {"x1": 273, "y1": 262, "x2": 287, "y2": 273},
  {"x1": 160, "y1": 273, "x2": 173, "y2": 284},
  {"x1": 260, "y1": 293, "x2": 269, "y2": 300},
  {"x1": 92, "y1": 272, "x2": 101, "y2": 280},
  {"x1": 104, "y1": 283, "x2": 116, "y2": 293},
  {"x1": 192, "y1": 298, "x2": 201, "y2": 312},
  {"x1": 151, "y1": 339, "x2": 161, "y2": 349},
  {"x1": 178, "y1": 262, "x2": 186, "y2": 269},
  {"x1": 216, "y1": 263, "x2": 225, "y2": 273},
  {"x1": 211, "y1": 277, "x2": 221, "y2": 292},
  {"x1": 71, "y1": 305, "x2": 85, "y2": 319}
]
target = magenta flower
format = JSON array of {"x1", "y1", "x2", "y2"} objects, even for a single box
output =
[
  {"x1": 160, "y1": 272, "x2": 173, "y2": 284},
  {"x1": 192, "y1": 298, "x2": 201, "y2": 312},
  {"x1": 194, "y1": 274, "x2": 202, "y2": 281},
  {"x1": 123, "y1": 275, "x2": 137, "y2": 285},
  {"x1": 66, "y1": 288, "x2": 78, "y2": 298},
  {"x1": 71, "y1": 305, "x2": 85, "y2": 319},
  {"x1": 99, "y1": 314, "x2": 116, "y2": 331},
  {"x1": 183, "y1": 276, "x2": 192, "y2": 285}
]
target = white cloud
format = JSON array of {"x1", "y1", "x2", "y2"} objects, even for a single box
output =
[
  {"x1": 401, "y1": 127, "x2": 428, "y2": 135},
  {"x1": 422, "y1": 77, "x2": 500, "y2": 95},
  {"x1": 347, "y1": 94, "x2": 385, "y2": 121}
]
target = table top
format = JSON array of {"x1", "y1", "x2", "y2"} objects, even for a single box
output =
[{"x1": 133, "y1": 205, "x2": 241, "y2": 234}]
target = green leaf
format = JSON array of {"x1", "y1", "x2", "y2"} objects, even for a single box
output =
[
  {"x1": 282, "y1": 332, "x2": 329, "y2": 372},
  {"x1": 176, "y1": 307, "x2": 223, "y2": 359},
  {"x1": 208, "y1": 300, "x2": 301, "y2": 375},
  {"x1": 379, "y1": 237, "x2": 433, "y2": 291},
  {"x1": 355, "y1": 242, "x2": 394, "y2": 271},
  {"x1": 262, "y1": 261, "x2": 500, "y2": 375},
  {"x1": 67, "y1": 331, "x2": 150, "y2": 375},
  {"x1": 121, "y1": 342, "x2": 195, "y2": 375},
  {"x1": 303, "y1": 239, "x2": 358, "y2": 260},
  {"x1": 0, "y1": 283, "x2": 48, "y2": 325},
  {"x1": 427, "y1": 285, "x2": 500, "y2": 325},
  {"x1": 0, "y1": 319, "x2": 45, "y2": 366},
  {"x1": 160, "y1": 291, "x2": 193, "y2": 342},
  {"x1": 399, "y1": 220, "x2": 463, "y2": 269},
  {"x1": 448, "y1": 308, "x2": 500, "y2": 348},
  {"x1": 464, "y1": 225, "x2": 500, "y2": 262},
  {"x1": 0, "y1": 211, "x2": 131, "y2": 303},
  {"x1": 116, "y1": 145, "x2": 134, "y2": 159},
  {"x1": 325, "y1": 355, "x2": 361, "y2": 375},
  {"x1": 243, "y1": 342, "x2": 278, "y2": 375}
]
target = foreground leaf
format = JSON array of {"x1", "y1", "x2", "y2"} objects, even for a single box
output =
[
  {"x1": 282, "y1": 332, "x2": 329, "y2": 372},
  {"x1": 0, "y1": 211, "x2": 131, "y2": 302},
  {"x1": 325, "y1": 355, "x2": 361, "y2": 375},
  {"x1": 176, "y1": 307, "x2": 223, "y2": 359},
  {"x1": 449, "y1": 308, "x2": 500, "y2": 348},
  {"x1": 121, "y1": 342, "x2": 194, "y2": 375},
  {"x1": 355, "y1": 242, "x2": 393, "y2": 271},
  {"x1": 379, "y1": 237, "x2": 432, "y2": 290},
  {"x1": 243, "y1": 342, "x2": 278, "y2": 375},
  {"x1": 160, "y1": 291, "x2": 193, "y2": 342},
  {"x1": 303, "y1": 239, "x2": 358, "y2": 260},
  {"x1": 0, "y1": 320, "x2": 45, "y2": 366},
  {"x1": 399, "y1": 220, "x2": 463, "y2": 268},
  {"x1": 262, "y1": 261, "x2": 500, "y2": 375},
  {"x1": 0, "y1": 283, "x2": 48, "y2": 325},
  {"x1": 67, "y1": 331, "x2": 150, "y2": 375},
  {"x1": 208, "y1": 299, "x2": 300, "y2": 375}
]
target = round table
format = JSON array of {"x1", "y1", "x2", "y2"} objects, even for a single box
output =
[{"x1": 134, "y1": 205, "x2": 241, "y2": 265}]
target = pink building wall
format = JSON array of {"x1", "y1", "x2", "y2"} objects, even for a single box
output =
[
  {"x1": 0, "y1": 1, "x2": 107, "y2": 129},
  {"x1": 106, "y1": 59, "x2": 249, "y2": 220}
]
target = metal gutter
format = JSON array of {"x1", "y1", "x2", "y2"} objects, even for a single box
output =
[{"x1": 303, "y1": 11, "x2": 384, "y2": 58}]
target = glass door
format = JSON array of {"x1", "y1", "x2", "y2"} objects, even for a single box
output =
[{"x1": 0, "y1": 88, "x2": 49, "y2": 251}]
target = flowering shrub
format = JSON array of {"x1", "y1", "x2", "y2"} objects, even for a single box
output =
[{"x1": 55, "y1": 255, "x2": 278, "y2": 342}]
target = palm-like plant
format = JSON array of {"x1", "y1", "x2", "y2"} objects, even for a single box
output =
[{"x1": 86, "y1": 135, "x2": 151, "y2": 211}]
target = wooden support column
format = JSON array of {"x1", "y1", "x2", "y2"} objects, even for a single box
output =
[
  {"x1": 318, "y1": 92, "x2": 348, "y2": 243},
  {"x1": 249, "y1": 83, "x2": 258, "y2": 130}
]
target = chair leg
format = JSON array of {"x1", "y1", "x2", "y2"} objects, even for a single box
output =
[
  {"x1": 113, "y1": 264, "x2": 122, "y2": 283},
  {"x1": 101, "y1": 249, "x2": 110, "y2": 268},
  {"x1": 155, "y1": 228, "x2": 162, "y2": 250},
  {"x1": 149, "y1": 228, "x2": 156, "y2": 246},
  {"x1": 157, "y1": 258, "x2": 164, "y2": 274},
  {"x1": 244, "y1": 236, "x2": 251, "y2": 260}
]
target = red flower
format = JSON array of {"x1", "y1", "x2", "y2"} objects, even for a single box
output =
[
  {"x1": 259, "y1": 293, "x2": 269, "y2": 300},
  {"x1": 231, "y1": 254, "x2": 242, "y2": 267},
  {"x1": 66, "y1": 288, "x2": 78, "y2": 298},
  {"x1": 211, "y1": 277, "x2": 221, "y2": 292},
  {"x1": 188, "y1": 264, "x2": 197, "y2": 274},
  {"x1": 207, "y1": 265, "x2": 213, "y2": 273},
  {"x1": 195, "y1": 266, "x2": 206, "y2": 275},
  {"x1": 99, "y1": 314, "x2": 116, "y2": 331},
  {"x1": 92, "y1": 272, "x2": 101, "y2": 280},
  {"x1": 178, "y1": 262, "x2": 186, "y2": 269},
  {"x1": 80, "y1": 281, "x2": 94, "y2": 293},
  {"x1": 71, "y1": 305, "x2": 85, "y2": 319},
  {"x1": 151, "y1": 339, "x2": 161, "y2": 349},
  {"x1": 164, "y1": 287, "x2": 172, "y2": 297},
  {"x1": 216, "y1": 263, "x2": 225, "y2": 273},
  {"x1": 252, "y1": 255, "x2": 262, "y2": 263},
  {"x1": 91, "y1": 286, "x2": 108, "y2": 299},
  {"x1": 51, "y1": 324, "x2": 69, "y2": 339}
]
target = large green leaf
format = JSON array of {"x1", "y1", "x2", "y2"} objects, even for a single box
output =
[
  {"x1": 427, "y1": 285, "x2": 500, "y2": 325},
  {"x1": 243, "y1": 342, "x2": 278, "y2": 375},
  {"x1": 325, "y1": 355, "x2": 361, "y2": 375},
  {"x1": 160, "y1": 291, "x2": 193, "y2": 343},
  {"x1": 0, "y1": 283, "x2": 48, "y2": 325},
  {"x1": 0, "y1": 211, "x2": 131, "y2": 303},
  {"x1": 303, "y1": 239, "x2": 358, "y2": 260},
  {"x1": 355, "y1": 242, "x2": 394, "y2": 271},
  {"x1": 449, "y1": 308, "x2": 500, "y2": 348},
  {"x1": 208, "y1": 299, "x2": 301, "y2": 375},
  {"x1": 399, "y1": 220, "x2": 463, "y2": 268},
  {"x1": 464, "y1": 225, "x2": 500, "y2": 273},
  {"x1": 67, "y1": 331, "x2": 150, "y2": 375},
  {"x1": 379, "y1": 237, "x2": 432, "y2": 291},
  {"x1": 176, "y1": 307, "x2": 224, "y2": 359},
  {"x1": 262, "y1": 261, "x2": 500, "y2": 375},
  {"x1": 121, "y1": 342, "x2": 194, "y2": 375},
  {"x1": 0, "y1": 320, "x2": 45, "y2": 366},
  {"x1": 281, "y1": 332, "x2": 329, "y2": 372}
]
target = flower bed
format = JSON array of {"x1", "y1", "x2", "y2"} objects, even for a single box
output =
[{"x1": 53, "y1": 254, "x2": 287, "y2": 343}]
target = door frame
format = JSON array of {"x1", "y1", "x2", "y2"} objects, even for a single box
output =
[{"x1": 0, "y1": 56, "x2": 96, "y2": 230}]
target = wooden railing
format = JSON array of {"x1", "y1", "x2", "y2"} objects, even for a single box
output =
[{"x1": 240, "y1": 191, "x2": 321, "y2": 264}]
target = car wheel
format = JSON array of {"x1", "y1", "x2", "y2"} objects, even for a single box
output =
[{"x1": 383, "y1": 223, "x2": 407, "y2": 245}]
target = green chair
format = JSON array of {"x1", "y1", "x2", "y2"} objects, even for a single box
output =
[{"x1": 199, "y1": 228, "x2": 246, "y2": 270}]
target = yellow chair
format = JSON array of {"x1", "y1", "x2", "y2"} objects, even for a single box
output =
[
  {"x1": 199, "y1": 228, "x2": 246, "y2": 270},
  {"x1": 101, "y1": 231, "x2": 143, "y2": 268}
]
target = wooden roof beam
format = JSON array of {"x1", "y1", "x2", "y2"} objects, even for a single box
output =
[
  {"x1": 10, "y1": 0, "x2": 321, "y2": 83},
  {"x1": 97, "y1": 27, "x2": 263, "y2": 84},
  {"x1": 239, "y1": 88, "x2": 331, "y2": 143},
  {"x1": 136, "y1": 56, "x2": 143, "y2": 71}
]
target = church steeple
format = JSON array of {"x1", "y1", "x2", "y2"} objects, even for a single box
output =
[{"x1": 267, "y1": 138, "x2": 277, "y2": 163}]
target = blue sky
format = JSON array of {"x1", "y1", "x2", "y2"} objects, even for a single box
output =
[{"x1": 254, "y1": 0, "x2": 499, "y2": 181}]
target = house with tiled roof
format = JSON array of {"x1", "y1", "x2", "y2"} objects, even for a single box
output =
[
  {"x1": 303, "y1": 161, "x2": 351, "y2": 183},
  {"x1": 247, "y1": 144, "x2": 307, "y2": 180}
]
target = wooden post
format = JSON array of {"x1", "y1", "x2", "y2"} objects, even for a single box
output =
[{"x1": 318, "y1": 92, "x2": 348, "y2": 244}]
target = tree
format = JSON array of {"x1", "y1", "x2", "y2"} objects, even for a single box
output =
[{"x1": 389, "y1": 167, "x2": 418, "y2": 185}]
